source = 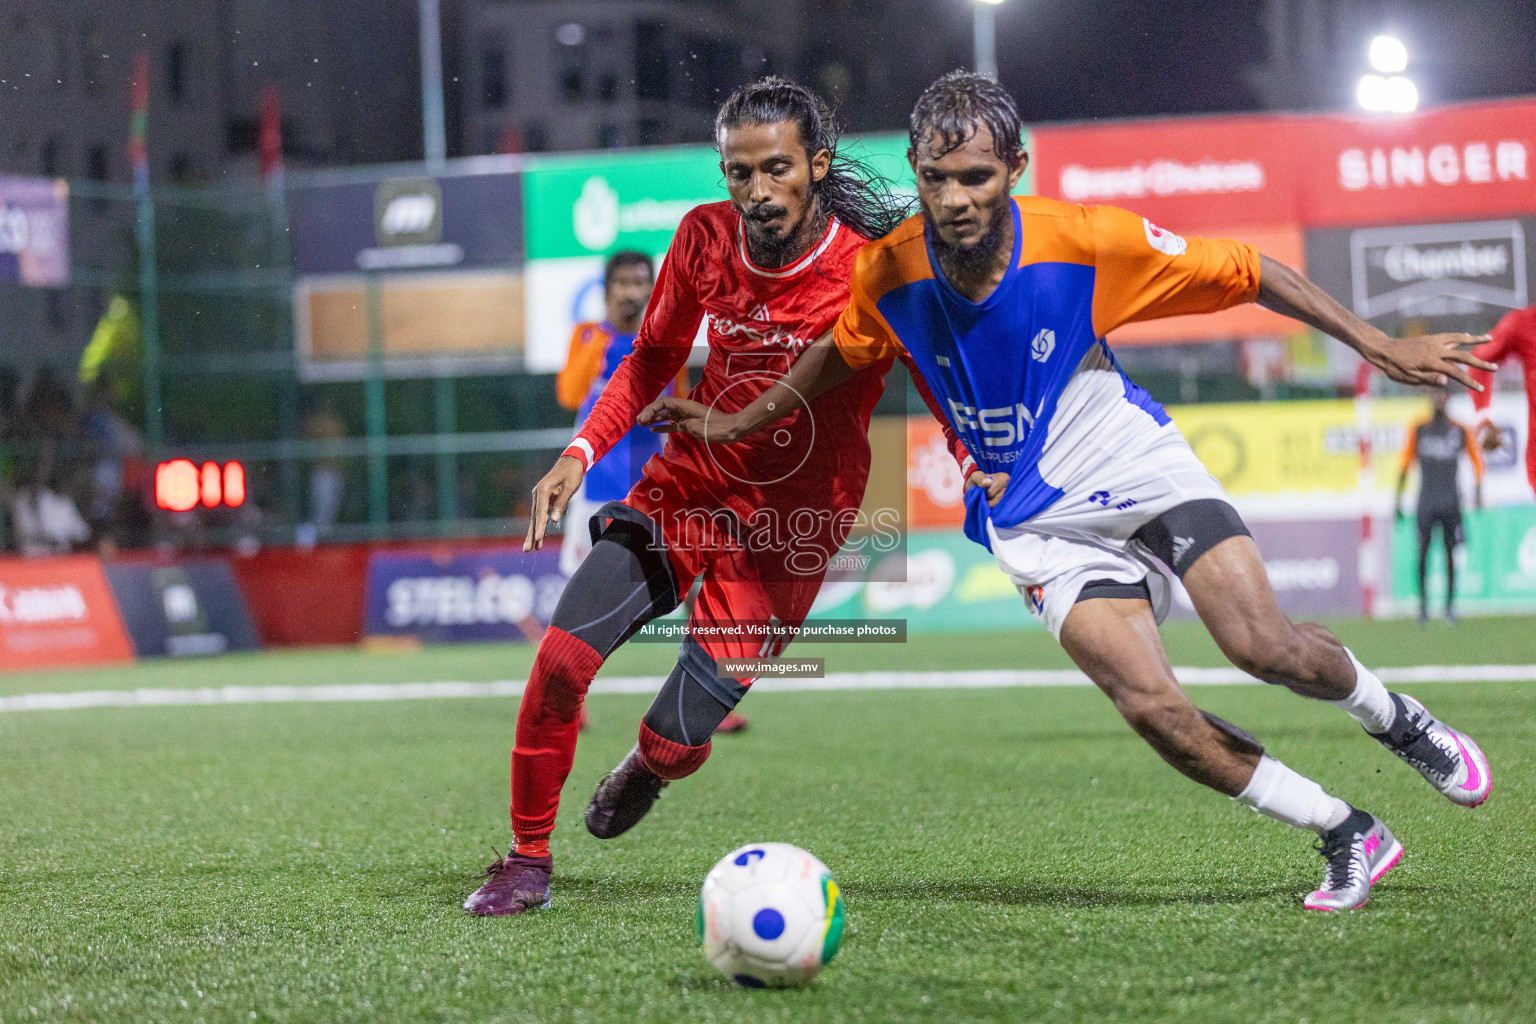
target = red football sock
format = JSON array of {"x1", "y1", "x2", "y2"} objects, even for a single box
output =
[
  {"x1": 510, "y1": 627, "x2": 604, "y2": 839},
  {"x1": 637, "y1": 720, "x2": 712, "y2": 780}
]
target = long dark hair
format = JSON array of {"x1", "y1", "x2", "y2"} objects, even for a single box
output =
[{"x1": 714, "y1": 76, "x2": 913, "y2": 241}]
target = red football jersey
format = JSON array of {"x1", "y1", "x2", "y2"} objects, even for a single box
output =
[
  {"x1": 564, "y1": 201, "x2": 970, "y2": 523},
  {"x1": 1471, "y1": 304, "x2": 1536, "y2": 492}
]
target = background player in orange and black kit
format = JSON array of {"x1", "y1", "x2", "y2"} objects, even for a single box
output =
[
  {"x1": 1396, "y1": 387, "x2": 1484, "y2": 624},
  {"x1": 464, "y1": 78, "x2": 977, "y2": 917}
]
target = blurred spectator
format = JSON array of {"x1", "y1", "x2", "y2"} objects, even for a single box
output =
[
  {"x1": 10, "y1": 447, "x2": 91, "y2": 556},
  {"x1": 80, "y1": 379, "x2": 146, "y2": 541},
  {"x1": 300, "y1": 396, "x2": 347, "y2": 543}
]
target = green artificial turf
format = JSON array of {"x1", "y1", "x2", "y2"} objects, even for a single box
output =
[
  {"x1": 2, "y1": 622, "x2": 1535, "y2": 1023},
  {"x1": 4, "y1": 612, "x2": 1535, "y2": 698}
]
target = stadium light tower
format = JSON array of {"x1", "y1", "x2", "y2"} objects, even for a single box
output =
[
  {"x1": 1357, "y1": 34, "x2": 1418, "y2": 113},
  {"x1": 973, "y1": 0, "x2": 1006, "y2": 81}
]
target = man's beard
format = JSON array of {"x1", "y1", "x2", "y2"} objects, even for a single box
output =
[
  {"x1": 929, "y1": 200, "x2": 1010, "y2": 280},
  {"x1": 743, "y1": 201, "x2": 823, "y2": 268}
]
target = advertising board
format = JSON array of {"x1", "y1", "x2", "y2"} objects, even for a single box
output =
[
  {"x1": 0, "y1": 556, "x2": 134, "y2": 672},
  {"x1": 104, "y1": 559, "x2": 260, "y2": 658},
  {"x1": 363, "y1": 546, "x2": 567, "y2": 644}
]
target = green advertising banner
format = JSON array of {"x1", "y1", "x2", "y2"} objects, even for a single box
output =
[
  {"x1": 1391, "y1": 506, "x2": 1536, "y2": 615},
  {"x1": 809, "y1": 529, "x2": 1041, "y2": 634},
  {"x1": 520, "y1": 130, "x2": 1034, "y2": 370}
]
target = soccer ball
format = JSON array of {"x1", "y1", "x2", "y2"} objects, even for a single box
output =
[{"x1": 697, "y1": 842, "x2": 845, "y2": 988}]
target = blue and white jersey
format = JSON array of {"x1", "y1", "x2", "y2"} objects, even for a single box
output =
[{"x1": 833, "y1": 196, "x2": 1260, "y2": 547}]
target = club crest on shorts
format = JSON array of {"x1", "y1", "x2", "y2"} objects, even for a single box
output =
[
  {"x1": 1143, "y1": 218, "x2": 1188, "y2": 256},
  {"x1": 1026, "y1": 585, "x2": 1045, "y2": 613}
]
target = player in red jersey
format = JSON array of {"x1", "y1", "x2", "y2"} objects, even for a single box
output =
[
  {"x1": 464, "y1": 78, "x2": 978, "y2": 917},
  {"x1": 1470, "y1": 304, "x2": 1536, "y2": 496}
]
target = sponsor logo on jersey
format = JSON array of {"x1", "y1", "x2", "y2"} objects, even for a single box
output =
[
  {"x1": 711, "y1": 313, "x2": 816, "y2": 354},
  {"x1": 1031, "y1": 328, "x2": 1056, "y2": 362},
  {"x1": 1143, "y1": 219, "x2": 1188, "y2": 257},
  {"x1": 750, "y1": 303, "x2": 772, "y2": 321},
  {"x1": 947, "y1": 399, "x2": 1036, "y2": 448}
]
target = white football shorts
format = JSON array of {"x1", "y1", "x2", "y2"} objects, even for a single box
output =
[{"x1": 987, "y1": 369, "x2": 1231, "y2": 638}]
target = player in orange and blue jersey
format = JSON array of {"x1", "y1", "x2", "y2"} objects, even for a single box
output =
[{"x1": 650, "y1": 72, "x2": 1496, "y2": 912}]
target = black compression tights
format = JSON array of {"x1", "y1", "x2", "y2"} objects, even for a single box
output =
[
  {"x1": 549, "y1": 531, "x2": 678, "y2": 657},
  {"x1": 549, "y1": 531, "x2": 737, "y2": 746}
]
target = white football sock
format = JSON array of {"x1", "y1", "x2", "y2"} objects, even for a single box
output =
[
  {"x1": 1327, "y1": 648, "x2": 1397, "y2": 734},
  {"x1": 1235, "y1": 754, "x2": 1351, "y2": 833}
]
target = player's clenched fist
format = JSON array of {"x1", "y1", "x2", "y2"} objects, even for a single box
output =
[
  {"x1": 524, "y1": 455, "x2": 585, "y2": 552},
  {"x1": 1362, "y1": 333, "x2": 1496, "y2": 391},
  {"x1": 965, "y1": 470, "x2": 1009, "y2": 507}
]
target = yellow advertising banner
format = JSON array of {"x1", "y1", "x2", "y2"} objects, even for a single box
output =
[{"x1": 1171, "y1": 397, "x2": 1423, "y2": 495}]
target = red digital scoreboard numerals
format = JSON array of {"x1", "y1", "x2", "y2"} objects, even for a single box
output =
[{"x1": 155, "y1": 460, "x2": 246, "y2": 512}]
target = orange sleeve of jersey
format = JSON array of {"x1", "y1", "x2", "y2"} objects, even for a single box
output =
[
  {"x1": 1399, "y1": 423, "x2": 1419, "y2": 475},
  {"x1": 555, "y1": 325, "x2": 604, "y2": 411},
  {"x1": 832, "y1": 249, "x2": 905, "y2": 371},
  {"x1": 1089, "y1": 204, "x2": 1262, "y2": 337},
  {"x1": 1462, "y1": 423, "x2": 1485, "y2": 481}
]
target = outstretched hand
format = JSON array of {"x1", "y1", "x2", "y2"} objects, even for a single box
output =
[
  {"x1": 1363, "y1": 333, "x2": 1496, "y2": 391},
  {"x1": 637, "y1": 396, "x2": 745, "y2": 444},
  {"x1": 965, "y1": 470, "x2": 1009, "y2": 507},
  {"x1": 523, "y1": 455, "x2": 584, "y2": 552}
]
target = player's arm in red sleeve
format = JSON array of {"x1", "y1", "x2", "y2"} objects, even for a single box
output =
[
  {"x1": 526, "y1": 219, "x2": 703, "y2": 551},
  {"x1": 561, "y1": 224, "x2": 703, "y2": 472},
  {"x1": 903, "y1": 353, "x2": 975, "y2": 478},
  {"x1": 1470, "y1": 310, "x2": 1518, "y2": 419}
]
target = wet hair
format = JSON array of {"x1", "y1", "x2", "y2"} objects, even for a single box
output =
[
  {"x1": 909, "y1": 70, "x2": 1025, "y2": 168},
  {"x1": 715, "y1": 76, "x2": 913, "y2": 240},
  {"x1": 603, "y1": 250, "x2": 653, "y2": 290}
]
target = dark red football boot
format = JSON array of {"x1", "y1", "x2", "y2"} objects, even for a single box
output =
[
  {"x1": 584, "y1": 745, "x2": 667, "y2": 839},
  {"x1": 716, "y1": 711, "x2": 749, "y2": 734},
  {"x1": 462, "y1": 850, "x2": 553, "y2": 916}
]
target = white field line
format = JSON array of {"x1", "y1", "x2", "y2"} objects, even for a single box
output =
[{"x1": 2, "y1": 665, "x2": 1535, "y2": 714}]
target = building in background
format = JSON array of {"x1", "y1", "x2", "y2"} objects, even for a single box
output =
[{"x1": 459, "y1": 0, "x2": 801, "y2": 154}]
